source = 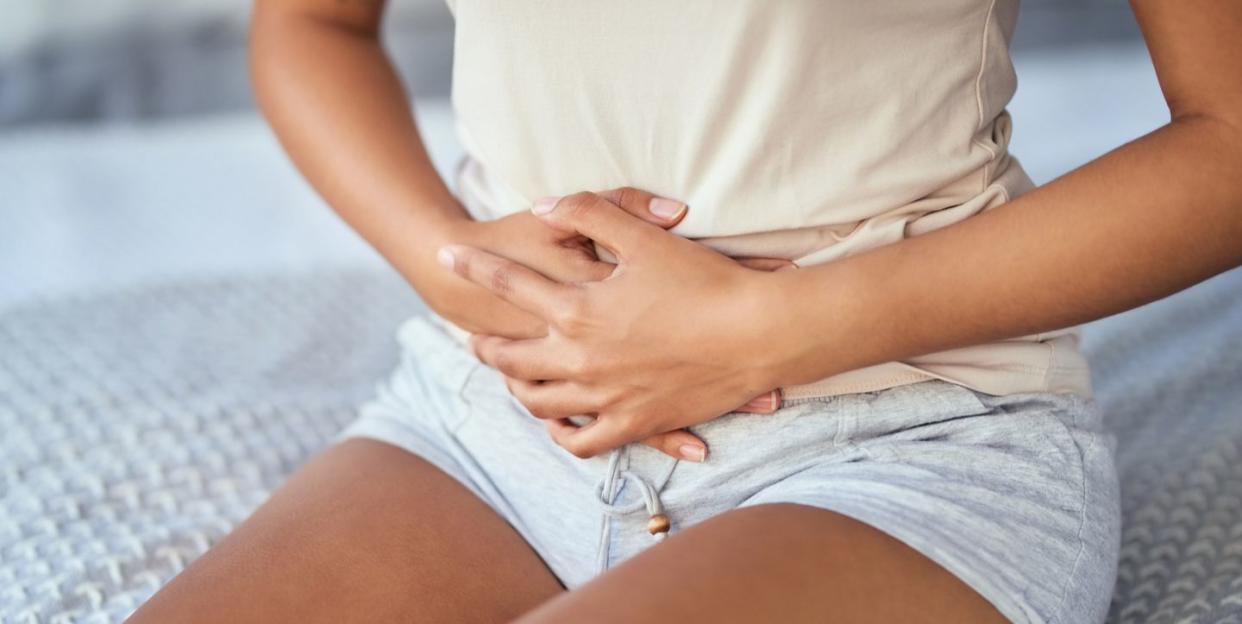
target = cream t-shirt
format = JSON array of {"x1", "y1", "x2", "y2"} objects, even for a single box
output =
[{"x1": 436, "y1": 0, "x2": 1093, "y2": 399}]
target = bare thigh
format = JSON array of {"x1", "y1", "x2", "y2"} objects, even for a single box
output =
[
  {"x1": 127, "y1": 439, "x2": 564, "y2": 623},
  {"x1": 517, "y1": 503, "x2": 1009, "y2": 624}
]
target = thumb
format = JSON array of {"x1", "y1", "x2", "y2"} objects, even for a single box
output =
[
  {"x1": 596, "y1": 187, "x2": 688, "y2": 229},
  {"x1": 639, "y1": 429, "x2": 708, "y2": 462},
  {"x1": 531, "y1": 191, "x2": 665, "y2": 261}
]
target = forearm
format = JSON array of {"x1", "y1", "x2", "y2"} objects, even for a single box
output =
[
  {"x1": 249, "y1": 2, "x2": 468, "y2": 291},
  {"x1": 762, "y1": 115, "x2": 1242, "y2": 387}
]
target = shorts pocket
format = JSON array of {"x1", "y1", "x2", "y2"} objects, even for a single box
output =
[
  {"x1": 838, "y1": 380, "x2": 995, "y2": 462},
  {"x1": 389, "y1": 313, "x2": 485, "y2": 432}
]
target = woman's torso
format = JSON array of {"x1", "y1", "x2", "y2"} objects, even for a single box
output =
[{"x1": 440, "y1": 0, "x2": 1093, "y2": 399}]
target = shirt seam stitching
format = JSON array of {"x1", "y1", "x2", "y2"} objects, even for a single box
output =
[{"x1": 972, "y1": 0, "x2": 1000, "y2": 194}]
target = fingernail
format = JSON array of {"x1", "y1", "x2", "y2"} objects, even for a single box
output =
[
  {"x1": 532, "y1": 196, "x2": 560, "y2": 215},
  {"x1": 775, "y1": 262, "x2": 799, "y2": 272},
  {"x1": 744, "y1": 391, "x2": 779, "y2": 411},
  {"x1": 678, "y1": 444, "x2": 706, "y2": 463},
  {"x1": 648, "y1": 197, "x2": 687, "y2": 220},
  {"x1": 436, "y1": 246, "x2": 455, "y2": 269}
]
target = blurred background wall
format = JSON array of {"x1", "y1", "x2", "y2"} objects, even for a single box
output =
[
  {"x1": 0, "y1": 0, "x2": 454, "y2": 124},
  {"x1": 0, "y1": 0, "x2": 1141, "y2": 125},
  {"x1": 0, "y1": 0, "x2": 1167, "y2": 307}
]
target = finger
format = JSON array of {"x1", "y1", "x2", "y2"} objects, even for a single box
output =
[
  {"x1": 545, "y1": 416, "x2": 635, "y2": 459},
  {"x1": 562, "y1": 187, "x2": 687, "y2": 275},
  {"x1": 557, "y1": 245, "x2": 619, "y2": 282},
  {"x1": 503, "y1": 377, "x2": 606, "y2": 420},
  {"x1": 470, "y1": 334, "x2": 577, "y2": 380},
  {"x1": 639, "y1": 430, "x2": 708, "y2": 463},
  {"x1": 735, "y1": 256, "x2": 798, "y2": 272},
  {"x1": 595, "y1": 187, "x2": 688, "y2": 229},
  {"x1": 447, "y1": 296, "x2": 549, "y2": 340},
  {"x1": 733, "y1": 389, "x2": 782, "y2": 414},
  {"x1": 438, "y1": 244, "x2": 579, "y2": 320},
  {"x1": 530, "y1": 191, "x2": 664, "y2": 262}
]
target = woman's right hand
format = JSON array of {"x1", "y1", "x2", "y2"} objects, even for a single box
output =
[
  {"x1": 422, "y1": 188, "x2": 796, "y2": 342},
  {"x1": 420, "y1": 189, "x2": 686, "y2": 341}
]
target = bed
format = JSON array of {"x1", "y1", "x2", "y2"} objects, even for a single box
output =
[{"x1": 2, "y1": 42, "x2": 1239, "y2": 623}]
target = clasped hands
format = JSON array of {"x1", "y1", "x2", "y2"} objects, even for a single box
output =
[{"x1": 435, "y1": 187, "x2": 796, "y2": 463}]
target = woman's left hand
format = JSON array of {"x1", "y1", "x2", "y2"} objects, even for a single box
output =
[{"x1": 436, "y1": 190, "x2": 788, "y2": 460}]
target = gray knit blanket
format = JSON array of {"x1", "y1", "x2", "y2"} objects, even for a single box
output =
[{"x1": 2, "y1": 267, "x2": 1240, "y2": 623}]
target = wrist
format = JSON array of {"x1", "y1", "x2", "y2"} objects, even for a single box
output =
[
  {"x1": 734, "y1": 269, "x2": 803, "y2": 392},
  {"x1": 743, "y1": 264, "x2": 856, "y2": 391},
  {"x1": 422, "y1": 206, "x2": 478, "y2": 247},
  {"x1": 381, "y1": 203, "x2": 474, "y2": 289}
]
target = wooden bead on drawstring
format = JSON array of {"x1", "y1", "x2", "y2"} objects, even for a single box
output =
[{"x1": 647, "y1": 513, "x2": 670, "y2": 536}]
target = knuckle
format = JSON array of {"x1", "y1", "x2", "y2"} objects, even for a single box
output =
[
  {"x1": 596, "y1": 384, "x2": 626, "y2": 407},
  {"x1": 451, "y1": 252, "x2": 471, "y2": 277},
  {"x1": 488, "y1": 264, "x2": 514, "y2": 295},
  {"x1": 525, "y1": 402, "x2": 551, "y2": 420},
  {"x1": 551, "y1": 309, "x2": 579, "y2": 334},
  {"x1": 614, "y1": 411, "x2": 641, "y2": 435},
  {"x1": 491, "y1": 349, "x2": 516, "y2": 375},
  {"x1": 551, "y1": 291, "x2": 590, "y2": 332},
  {"x1": 501, "y1": 373, "x2": 523, "y2": 396},
  {"x1": 612, "y1": 186, "x2": 641, "y2": 211},
  {"x1": 563, "y1": 439, "x2": 595, "y2": 459},
  {"x1": 562, "y1": 350, "x2": 595, "y2": 379},
  {"x1": 562, "y1": 191, "x2": 599, "y2": 220}
]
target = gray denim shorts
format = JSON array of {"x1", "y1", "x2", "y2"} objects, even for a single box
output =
[{"x1": 337, "y1": 312, "x2": 1121, "y2": 624}]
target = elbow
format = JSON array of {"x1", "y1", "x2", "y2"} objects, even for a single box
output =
[
  {"x1": 1167, "y1": 108, "x2": 1242, "y2": 251},
  {"x1": 1169, "y1": 108, "x2": 1242, "y2": 183},
  {"x1": 1171, "y1": 109, "x2": 1242, "y2": 142},
  {"x1": 1168, "y1": 97, "x2": 1242, "y2": 148}
]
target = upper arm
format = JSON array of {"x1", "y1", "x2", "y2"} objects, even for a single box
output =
[
  {"x1": 251, "y1": 0, "x2": 388, "y2": 37},
  {"x1": 1131, "y1": 1, "x2": 1242, "y2": 125}
]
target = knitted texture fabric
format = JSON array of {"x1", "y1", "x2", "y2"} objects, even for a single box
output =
[
  {"x1": 1083, "y1": 268, "x2": 1242, "y2": 623},
  {"x1": 1, "y1": 267, "x2": 1240, "y2": 623},
  {"x1": 0, "y1": 270, "x2": 419, "y2": 622}
]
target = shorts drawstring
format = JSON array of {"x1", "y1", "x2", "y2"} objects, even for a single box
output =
[{"x1": 593, "y1": 446, "x2": 678, "y2": 575}]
